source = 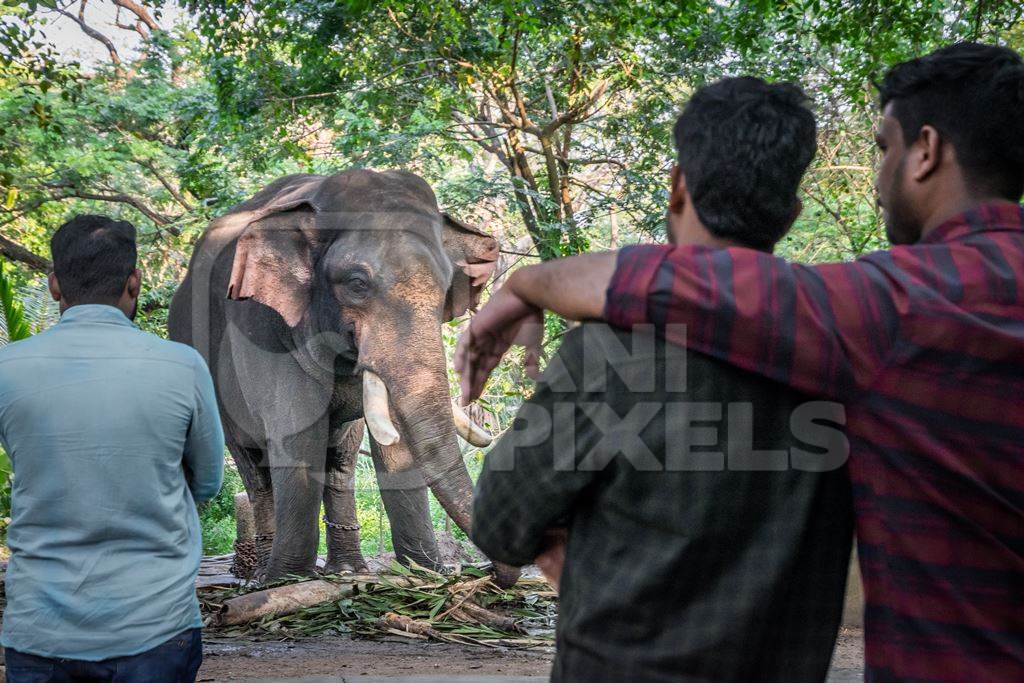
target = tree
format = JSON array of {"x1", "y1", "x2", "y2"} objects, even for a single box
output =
[{"x1": 186, "y1": 0, "x2": 734, "y2": 258}]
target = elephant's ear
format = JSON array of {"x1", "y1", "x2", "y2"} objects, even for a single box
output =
[
  {"x1": 226, "y1": 207, "x2": 319, "y2": 327},
  {"x1": 441, "y1": 213, "x2": 499, "y2": 321}
]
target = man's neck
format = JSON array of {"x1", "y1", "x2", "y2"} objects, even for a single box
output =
[
  {"x1": 60, "y1": 300, "x2": 134, "y2": 319},
  {"x1": 672, "y1": 214, "x2": 769, "y2": 252}
]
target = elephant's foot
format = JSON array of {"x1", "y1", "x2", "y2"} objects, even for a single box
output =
[
  {"x1": 231, "y1": 538, "x2": 260, "y2": 579},
  {"x1": 323, "y1": 553, "x2": 369, "y2": 575},
  {"x1": 265, "y1": 554, "x2": 320, "y2": 582},
  {"x1": 323, "y1": 521, "x2": 367, "y2": 574},
  {"x1": 231, "y1": 532, "x2": 276, "y2": 581}
]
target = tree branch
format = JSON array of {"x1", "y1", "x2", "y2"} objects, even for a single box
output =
[
  {"x1": 541, "y1": 79, "x2": 607, "y2": 137},
  {"x1": 137, "y1": 159, "x2": 194, "y2": 212},
  {"x1": 73, "y1": 190, "x2": 179, "y2": 231},
  {"x1": 0, "y1": 234, "x2": 51, "y2": 272},
  {"x1": 519, "y1": 145, "x2": 627, "y2": 169},
  {"x1": 57, "y1": 1, "x2": 124, "y2": 75},
  {"x1": 42, "y1": 182, "x2": 181, "y2": 234},
  {"x1": 111, "y1": 0, "x2": 158, "y2": 32}
]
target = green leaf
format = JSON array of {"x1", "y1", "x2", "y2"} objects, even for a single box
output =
[{"x1": 0, "y1": 264, "x2": 32, "y2": 344}]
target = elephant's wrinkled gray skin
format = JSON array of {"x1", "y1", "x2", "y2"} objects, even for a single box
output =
[{"x1": 168, "y1": 169, "x2": 519, "y2": 586}]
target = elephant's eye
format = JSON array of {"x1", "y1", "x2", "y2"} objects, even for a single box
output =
[
  {"x1": 336, "y1": 268, "x2": 372, "y2": 298},
  {"x1": 346, "y1": 275, "x2": 369, "y2": 293}
]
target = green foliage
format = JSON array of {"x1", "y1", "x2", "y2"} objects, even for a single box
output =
[
  {"x1": 198, "y1": 459, "x2": 245, "y2": 554},
  {"x1": 0, "y1": 261, "x2": 31, "y2": 343},
  {"x1": 203, "y1": 563, "x2": 555, "y2": 643}
]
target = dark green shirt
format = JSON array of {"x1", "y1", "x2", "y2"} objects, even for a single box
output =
[{"x1": 472, "y1": 323, "x2": 853, "y2": 682}]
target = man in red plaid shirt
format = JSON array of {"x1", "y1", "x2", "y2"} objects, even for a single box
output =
[{"x1": 457, "y1": 42, "x2": 1024, "y2": 680}]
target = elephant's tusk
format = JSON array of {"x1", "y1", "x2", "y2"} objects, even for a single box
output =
[
  {"x1": 363, "y1": 370, "x2": 400, "y2": 446},
  {"x1": 451, "y1": 401, "x2": 493, "y2": 447}
]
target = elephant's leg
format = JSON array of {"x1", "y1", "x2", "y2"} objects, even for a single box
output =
[
  {"x1": 370, "y1": 437, "x2": 443, "y2": 572},
  {"x1": 323, "y1": 420, "x2": 368, "y2": 574},
  {"x1": 265, "y1": 420, "x2": 329, "y2": 580},
  {"x1": 250, "y1": 478, "x2": 276, "y2": 577},
  {"x1": 226, "y1": 442, "x2": 275, "y2": 579}
]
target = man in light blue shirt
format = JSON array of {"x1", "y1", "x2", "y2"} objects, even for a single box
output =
[{"x1": 0, "y1": 215, "x2": 224, "y2": 682}]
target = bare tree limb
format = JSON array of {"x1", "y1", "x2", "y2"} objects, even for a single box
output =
[
  {"x1": 541, "y1": 80, "x2": 607, "y2": 137},
  {"x1": 70, "y1": 190, "x2": 179, "y2": 231},
  {"x1": 111, "y1": 0, "x2": 158, "y2": 32},
  {"x1": 56, "y1": 1, "x2": 124, "y2": 75},
  {"x1": 519, "y1": 145, "x2": 627, "y2": 169},
  {"x1": 0, "y1": 234, "x2": 51, "y2": 272},
  {"x1": 41, "y1": 182, "x2": 181, "y2": 233},
  {"x1": 137, "y1": 159, "x2": 194, "y2": 212},
  {"x1": 544, "y1": 81, "x2": 559, "y2": 120}
]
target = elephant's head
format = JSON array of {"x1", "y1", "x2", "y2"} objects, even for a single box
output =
[{"x1": 220, "y1": 169, "x2": 518, "y2": 584}]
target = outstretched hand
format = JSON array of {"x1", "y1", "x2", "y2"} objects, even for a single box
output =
[{"x1": 455, "y1": 282, "x2": 544, "y2": 404}]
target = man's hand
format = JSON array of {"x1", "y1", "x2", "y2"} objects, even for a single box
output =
[
  {"x1": 455, "y1": 281, "x2": 543, "y2": 404},
  {"x1": 456, "y1": 252, "x2": 618, "y2": 403},
  {"x1": 534, "y1": 528, "x2": 568, "y2": 592}
]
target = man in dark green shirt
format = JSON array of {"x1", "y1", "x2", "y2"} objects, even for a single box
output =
[{"x1": 470, "y1": 77, "x2": 854, "y2": 681}]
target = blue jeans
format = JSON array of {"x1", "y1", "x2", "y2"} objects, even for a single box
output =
[{"x1": 3, "y1": 628, "x2": 202, "y2": 683}]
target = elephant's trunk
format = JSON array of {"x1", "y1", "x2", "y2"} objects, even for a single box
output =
[{"x1": 381, "y1": 365, "x2": 520, "y2": 588}]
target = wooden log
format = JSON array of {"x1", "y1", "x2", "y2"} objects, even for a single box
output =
[
  {"x1": 450, "y1": 600, "x2": 522, "y2": 633},
  {"x1": 213, "y1": 573, "x2": 432, "y2": 625},
  {"x1": 216, "y1": 579, "x2": 354, "y2": 626}
]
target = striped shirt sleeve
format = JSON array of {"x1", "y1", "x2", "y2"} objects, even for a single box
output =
[{"x1": 604, "y1": 244, "x2": 908, "y2": 400}]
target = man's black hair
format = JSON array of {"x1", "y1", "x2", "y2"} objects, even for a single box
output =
[
  {"x1": 879, "y1": 42, "x2": 1024, "y2": 202},
  {"x1": 50, "y1": 215, "x2": 137, "y2": 304},
  {"x1": 674, "y1": 76, "x2": 817, "y2": 251}
]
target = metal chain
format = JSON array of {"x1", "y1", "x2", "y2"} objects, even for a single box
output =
[{"x1": 323, "y1": 515, "x2": 360, "y2": 531}]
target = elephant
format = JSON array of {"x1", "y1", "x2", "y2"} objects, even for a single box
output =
[{"x1": 168, "y1": 169, "x2": 519, "y2": 586}]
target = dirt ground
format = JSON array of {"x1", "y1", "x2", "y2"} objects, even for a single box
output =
[
  {"x1": 198, "y1": 628, "x2": 865, "y2": 682},
  {"x1": 198, "y1": 635, "x2": 555, "y2": 681}
]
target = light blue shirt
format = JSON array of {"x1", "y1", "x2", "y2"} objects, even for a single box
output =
[{"x1": 0, "y1": 304, "x2": 224, "y2": 660}]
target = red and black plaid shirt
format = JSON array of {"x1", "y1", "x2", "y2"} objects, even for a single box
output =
[{"x1": 605, "y1": 202, "x2": 1024, "y2": 681}]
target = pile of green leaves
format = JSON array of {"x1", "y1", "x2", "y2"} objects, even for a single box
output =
[{"x1": 200, "y1": 563, "x2": 556, "y2": 647}]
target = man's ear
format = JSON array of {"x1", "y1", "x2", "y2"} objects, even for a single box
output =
[
  {"x1": 668, "y1": 165, "x2": 687, "y2": 215},
  {"x1": 48, "y1": 272, "x2": 61, "y2": 303},
  {"x1": 125, "y1": 269, "x2": 141, "y2": 300},
  {"x1": 909, "y1": 124, "x2": 943, "y2": 182}
]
